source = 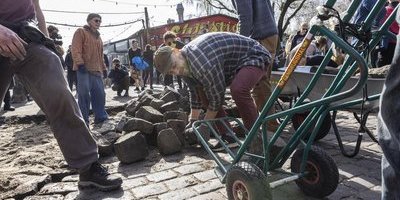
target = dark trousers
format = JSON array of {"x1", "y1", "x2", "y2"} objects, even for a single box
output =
[
  {"x1": 67, "y1": 70, "x2": 77, "y2": 91},
  {"x1": 3, "y1": 87, "x2": 11, "y2": 109},
  {"x1": 142, "y1": 67, "x2": 153, "y2": 87},
  {"x1": 0, "y1": 43, "x2": 98, "y2": 169},
  {"x1": 378, "y1": 30, "x2": 400, "y2": 199},
  {"x1": 306, "y1": 55, "x2": 339, "y2": 68}
]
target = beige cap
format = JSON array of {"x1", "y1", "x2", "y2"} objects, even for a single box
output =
[{"x1": 154, "y1": 46, "x2": 174, "y2": 74}]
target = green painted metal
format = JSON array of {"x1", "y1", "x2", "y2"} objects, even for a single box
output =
[{"x1": 192, "y1": 0, "x2": 391, "y2": 192}]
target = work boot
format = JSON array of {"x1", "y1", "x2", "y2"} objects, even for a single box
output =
[
  {"x1": 78, "y1": 161, "x2": 122, "y2": 191},
  {"x1": 3, "y1": 106, "x2": 15, "y2": 111}
]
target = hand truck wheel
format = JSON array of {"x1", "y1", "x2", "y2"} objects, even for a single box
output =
[
  {"x1": 290, "y1": 145, "x2": 339, "y2": 198},
  {"x1": 226, "y1": 162, "x2": 271, "y2": 200}
]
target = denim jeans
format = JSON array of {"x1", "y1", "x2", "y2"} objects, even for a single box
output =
[
  {"x1": 0, "y1": 43, "x2": 98, "y2": 169},
  {"x1": 76, "y1": 67, "x2": 108, "y2": 124},
  {"x1": 378, "y1": 12, "x2": 400, "y2": 199}
]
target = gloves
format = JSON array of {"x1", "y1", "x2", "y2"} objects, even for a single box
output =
[
  {"x1": 78, "y1": 64, "x2": 87, "y2": 73},
  {"x1": 103, "y1": 70, "x2": 108, "y2": 78}
]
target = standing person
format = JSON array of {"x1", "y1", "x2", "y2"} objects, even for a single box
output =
[
  {"x1": 285, "y1": 22, "x2": 309, "y2": 56},
  {"x1": 142, "y1": 44, "x2": 154, "y2": 89},
  {"x1": 159, "y1": 31, "x2": 185, "y2": 89},
  {"x1": 65, "y1": 45, "x2": 77, "y2": 91},
  {"x1": 108, "y1": 58, "x2": 130, "y2": 97},
  {"x1": 232, "y1": 0, "x2": 279, "y2": 131},
  {"x1": 0, "y1": 0, "x2": 121, "y2": 191},
  {"x1": 377, "y1": 0, "x2": 399, "y2": 67},
  {"x1": 71, "y1": 13, "x2": 108, "y2": 125},
  {"x1": 128, "y1": 39, "x2": 145, "y2": 91},
  {"x1": 154, "y1": 32, "x2": 272, "y2": 150},
  {"x1": 378, "y1": 8, "x2": 400, "y2": 199}
]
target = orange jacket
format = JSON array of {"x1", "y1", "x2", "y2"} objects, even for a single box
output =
[{"x1": 71, "y1": 26, "x2": 106, "y2": 72}]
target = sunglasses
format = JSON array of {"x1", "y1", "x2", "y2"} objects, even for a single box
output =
[
  {"x1": 94, "y1": 19, "x2": 102, "y2": 23},
  {"x1": 167, "y1": 41, "x2": 177, "y2": 47}
]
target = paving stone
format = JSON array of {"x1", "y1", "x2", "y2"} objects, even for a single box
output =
[
  {"x1": 189, "y1": 191, "x2": 226, "y2": 200},
  {"x1": 160, "y1": 91, "x2": 178, "y2": 102},
  {"x1": 135, "y1": 106, "x2": 164, "y2": 124},
  {"x1": 126, "y1": 100, "x2": 141, "y2": 116},
  {"x1": 148, "y1": 122, "x2": 168, "y2": 146},
  {"x1": 158, "y1": 187, "x2": 197, "y2": 200},
  {"x1": 131, "y1": 182, "x2": 168, "y2": 199},
  {"x1": 150, "y1": 99, "x2": 165, "y2": 111},
  {"x1": 151, "y1": 161, "x2": 181, "y2": 172},
  {"x1": 123, "y1": 117, "x2": 154, "y2": 134},
  {"x1": 48, "y1": 169, "x2": 75, "y2": 182},
  {"x1": 121, "y1": 177, "x2": 148, "y2": 190},
  {"x1": 163, "y1": 111, "x2": 188, "y2": 124},
  {"x1": 167, "y1": 119, "x2": 186, "y2": 146},
  {"x1": 157, "y1": 128, "x2": 182, "y2": 155},
  {"x1": 345, "y1": 176, "x2": 376, "y2": 191},
  {"x1": 64, "y1": 189, "x2": 134, "y2": 200},
  {"x1": 138, "y1": 93, "x2": 156, "y2": 106},
  {"x1": 114, "y1": 131, "x2": 149, "y2": 164},
  {"x1": 163, "y1": 175, "x2": 198, "y2": 190},
  {"x1": 3, "y1": 175, "x2": 52, "y2": 200},
  {"x1": 146, "y1": 170, "x2": 178, "y2": 182},
  {"x1": 61, "y1": 175, "x2": 79, "y2": 182},
  {"x1": 23, "y1": 194, "x2": 64, "y2": 200},
  {"x1": 173, "y1": 163, "x2": 209, "y2": 175},
  {"x1": 192, "y1": 179, "x2": 224, "y2": 194},
  {"x1": 161, "y1": 101, "x2": 180, "y2": 113},
  {"x1": 39, "y1": 182, "x2": 77, "y2": 195},
  {"x1": 115, "y1": 116, "x2": 128, "y2": 133},
  {"x1": 193, "y1": 169, "x2": 217, "y2": 182}
]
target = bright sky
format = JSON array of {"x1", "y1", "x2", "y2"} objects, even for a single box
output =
[{"x1": 39, "y1": 0, "x2": 196, "y2": 50}]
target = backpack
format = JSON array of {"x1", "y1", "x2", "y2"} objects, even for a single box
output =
[{"x1": 132, "y1": 56, "x2": 149, "y2": 70}]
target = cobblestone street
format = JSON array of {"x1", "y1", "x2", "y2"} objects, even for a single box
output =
[{"x1": 0, "y1": 85, "x2": 382, "y2": 200}]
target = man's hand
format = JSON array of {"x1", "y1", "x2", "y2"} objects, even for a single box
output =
[{"x1": 0, "y1": 25, "x2": 27, "y2": 61}]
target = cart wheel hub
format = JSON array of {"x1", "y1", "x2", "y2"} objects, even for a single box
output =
[
  {"x1": 304, "y1": 161, "x2": 320, "y2": 184},
  {"x1": 232, "y1": 180, "x2": 249, "y2": 200}
]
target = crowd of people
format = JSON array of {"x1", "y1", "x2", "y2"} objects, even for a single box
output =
[{"x1": 1, "y1": 0, "x2": 400, "y2": 198}]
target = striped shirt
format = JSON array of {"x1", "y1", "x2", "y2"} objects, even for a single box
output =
[{"x1": 181, "y1": 32, "x2": 271, "y2": 111}]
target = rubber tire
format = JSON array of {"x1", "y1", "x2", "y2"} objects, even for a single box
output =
[
  {"x1": 291, "y1": 112, "x2": 331, "y2": 141},
  {"x1": 290, "y1": 146, "x2": 339, "y2": 198},
  {"x1": 226, "y1": 162, "x2": 271, "y2": 200}
]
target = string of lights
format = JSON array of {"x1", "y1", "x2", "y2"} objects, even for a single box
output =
[
  {"x1": 91, "y1": 0, "x2": 182, "y2": 7},
  {"x1": 47, "y1": 18, "x2": 143, "y2": 27},
  {"x1": 43, "y1": 9, "x2": 144, "y2": 15},
  {"x1": 107, "y1": 22, "x2": 138, "y2": 41}
]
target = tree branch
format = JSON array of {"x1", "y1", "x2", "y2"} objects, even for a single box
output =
[{"x1": 203, "y1": 0, "x2": 236, "y2": 14}]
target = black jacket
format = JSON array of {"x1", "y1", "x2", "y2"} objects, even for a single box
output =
[{"x1": 108, "y1": 65, "x2": 129, "y2": 84}]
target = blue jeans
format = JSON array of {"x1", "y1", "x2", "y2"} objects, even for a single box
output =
[
  {"x1": 77, "y1": 67, "x2": 108, "y2": 124},
  {"x1": 378, "y1": 11, "x2": 400, "y2": 199}
]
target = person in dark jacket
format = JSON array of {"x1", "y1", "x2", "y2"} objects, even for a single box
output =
[
  {"x1": 128, "y1": 39, "x2": 144, "y2": 91},
  {"x1": 64, "y1": 45, "x2": 77, "y2": 91},
  {"x1": 142, "y1": 44, "x2": 154, "y2": 89},
  {"x1": 108, "y1": 58, "x2": 129, "y2": 97}
]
